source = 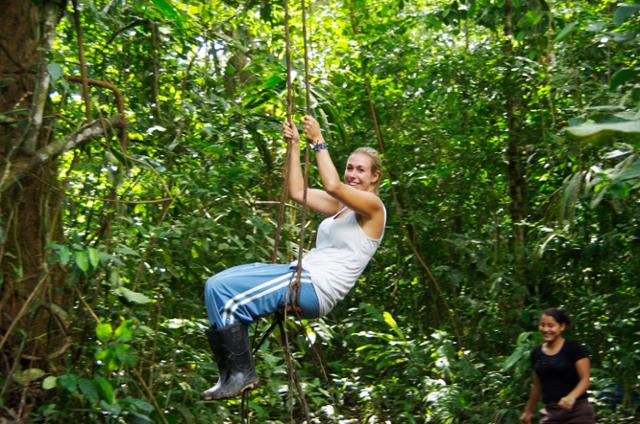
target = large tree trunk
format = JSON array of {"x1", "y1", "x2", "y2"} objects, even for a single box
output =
[
  {"x1": 0, "y1": 0, "x2": 69, "y2": 414},
  {"x1": 503, "y1": 0, "x2": 527, "y2": 281}
]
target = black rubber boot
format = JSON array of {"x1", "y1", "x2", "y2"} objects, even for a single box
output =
[
  {"x1": 201, "y1": 323, "x2": 259, "y2": 400},
  {"x1": 201, "y1": 326, "x2": 228, "y2": 399}
]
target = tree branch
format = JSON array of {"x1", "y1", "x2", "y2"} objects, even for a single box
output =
[
  {"x1": 0, "y1": 115, "x2": 126, "y2": 193},
  {"x1": 22, "y1": 2, "x2": 59, "y2": 153},
  {"x1": 65, "y1": 75, "x2": 129, "y2": 149}
]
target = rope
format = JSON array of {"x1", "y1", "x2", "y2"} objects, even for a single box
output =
[
  {"x1": 285, "y1": 0, "x2": 313, "y2": 333},
  {"x1": 279, "y1": 0, "x2": 312, "y2": 421},
  {"x1": 242, "y1": 1, "x2": 313, "y2": 422}
]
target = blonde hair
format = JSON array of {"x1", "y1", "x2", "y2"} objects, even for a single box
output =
[{"x1": 350, "y1": 147, "x2": 382, "y2": 193}]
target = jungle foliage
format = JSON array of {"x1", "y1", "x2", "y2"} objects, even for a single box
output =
[{"x1": 0, "y1": 0, "x2": 639, "y2": 422}]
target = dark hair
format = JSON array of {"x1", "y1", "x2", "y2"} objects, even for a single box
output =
[{"x1": 542, "y1": 307, "x2": 570, "y2": 326}]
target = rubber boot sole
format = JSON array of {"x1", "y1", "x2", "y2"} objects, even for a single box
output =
[
  {"x1": 241, "y1": 378, "x2": 259, "y2": 394},
  {"x1": 201, "y1": 378, "x2": 260, "y2": 400}
]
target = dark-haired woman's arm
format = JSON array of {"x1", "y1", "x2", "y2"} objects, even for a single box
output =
[
  {"x1": 520, "y1": 372, "x2": 541, "y2": 424},
  {"x1": 558, "y1": 357, "x2": 591, "y2": 409}
]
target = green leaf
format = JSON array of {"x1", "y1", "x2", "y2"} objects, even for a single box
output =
[
  {"x1": 114, "y1": 246, "x2": 140, "y2": 257},
  {"x1": 114, "y1": 321, "x2": 133, "y2": 342},
  {"x1": 151, "y1": 0, "x2": 184, "y2": 29},
  {"x1": 47, "y1": 63, "x2": 64, "y2": 82},
  {"x1": 79, "y1": 378, "x2": 99, "y2": 404},
  {"x1": 88, "y1": 247, "x2": 100, "y2": 268},
  {"x1": 614, "y1": 4, "x2": 640, "y2": 26},
  {"x1": 114, "y1": 287, "x2": 152, "y2": 304},
  {"x1": 383, "y1": 311, "x2": 404, "y2": 338},
  {"x1": 99, "y1": 400, "x2": 122, "y2": 415},
  {"x1": 560, "y1": 171, "x2": 585, "y2": 221},
  {"x1": 75, "y1": 250, "x2": 89, "y2": 272},
  {"x1": 105, "y1": 150, "x2": 120, "y2": 165},
  {"x1": 263, "y1": 74, "x2": 284, "y2": 90},
  {"x1": 566, "y1": 120, "x2": 640, "y2": 137},
  {"x1": 124, "y1": 412, "x2": 154, "y2": 424},
  {"x1": 115, "y1": 344, "x2": 138, "y2": 367},
  {"x1": 58, "y1": 373, "x2": 79, "y2": 392},
  {"x1": 95, "y1": 347, "x2": 111, "y2": 361},
  {"x1": 94, "y1": 376, "x2": 115, "y2": 404},
  {"x1": 613, "y1": 156, "x2": 640, "y2": 182},
  {"x1": 502, "y1": 346, "x2": 527, "y2": 371},
  {"x1": 109, "y1": 269, "x2": 121, "y2": 286},
  {"x1": 96, "y1": 322, "x2": 113, "y2": 342},
  {"x1": 610, "y1": 68, "x2": 640, "y2": 91},
  {"x1": 48, "y1": 243, "x2": 70, "y2": 266},
  {"x1": 122, "y1": 397, "x2": 154, "y2": 414},
  {"x1": 355, "y1": 343, "x2": 378, "y2": 352},
  {"x1": 42, "y1": 376, "x2": 57, "y2": 390},
  {"x1": 554, "y1": 22, "x2": 577, "y2": 43},
  {"x1": 13, "y1": 368, "x2": 45, "y2": 386},
  {"x1": 603, "y1": 148, "x2": 633, "y2": 160},
  {"x1": 174, "y1": 404, "x2": 196, "y2": 424},
  {"x1": 535, "y1": 232, "x2": 557, "y2": 258}
]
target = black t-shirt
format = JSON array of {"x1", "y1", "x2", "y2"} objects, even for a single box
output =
[{"x1": 530, "y1": 340, "x2": 589, "y2": 404}]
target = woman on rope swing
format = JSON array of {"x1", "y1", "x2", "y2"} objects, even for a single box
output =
[{"x1": 201, "y1": 115, "x2": 387, "y2": 400}]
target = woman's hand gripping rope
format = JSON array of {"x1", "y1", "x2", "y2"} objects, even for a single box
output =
[{"x1": 283, "y1": 119, "x2": 300, "y2": 144}]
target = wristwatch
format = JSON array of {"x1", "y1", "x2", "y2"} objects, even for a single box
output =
[{"x1": 313, "y1": 142, "x2": 329, "y2": 152}]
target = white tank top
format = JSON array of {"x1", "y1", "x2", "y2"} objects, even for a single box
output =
[{"x1": 293, "y1": 204, "x2": 386, "y2": 315}]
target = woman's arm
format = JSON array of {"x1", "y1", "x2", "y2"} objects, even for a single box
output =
[
  {"x1": 302, "y1": 116, "x2": 383, "y2": 220},
  {"x1": 282, "y1": 120, "x2": 340, "y2": 216},
  {"x1": 520, "y1": 372, "x2": 541, "y2": 424},
  {"x1": 558, "y1": 357, "x2": 591, "y2": 410}
]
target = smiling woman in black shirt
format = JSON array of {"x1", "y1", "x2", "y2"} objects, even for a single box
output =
[{"x1": 520, "y1": 308, "x2": 595, "y2": 424}]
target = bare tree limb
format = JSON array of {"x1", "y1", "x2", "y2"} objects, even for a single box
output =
[
  {"x1": 65, "y1": 75, "x2": 129, "y2": 149},
  {"x1": 0, "y1": 115, "x2": 126, "y2": 193}
]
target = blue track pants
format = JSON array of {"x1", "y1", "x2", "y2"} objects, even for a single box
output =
[{"x1": 204, "y1": 263, "x2": 320, "y2": 328}]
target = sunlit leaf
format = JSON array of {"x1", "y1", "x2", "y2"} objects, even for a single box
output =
[
  {"x1": 383, "y1": 311, "x2": 404, "y2": 338},
  {"x1": 13, "y1": 368, "x2": 45, "y2": 386},
  {"x1": 42, "y1": 376, "x2": 57, "y2": 390},
  {"x1": 115, "y1": 320, "x2": 133, "y2": 342},
  {"x1": 96, "y1": 322, "x2": 113, "y2": 342},
  {"x1": 566, "y1": 120, "x2": 640, "y2": 137},
  {"x1": 151, "y1": 0, "x2": 184, "y2": 28}
]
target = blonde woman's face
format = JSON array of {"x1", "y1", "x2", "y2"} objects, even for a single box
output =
[{"x1": 344, "y1": 153, "x2": 379, "y2": 192}]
